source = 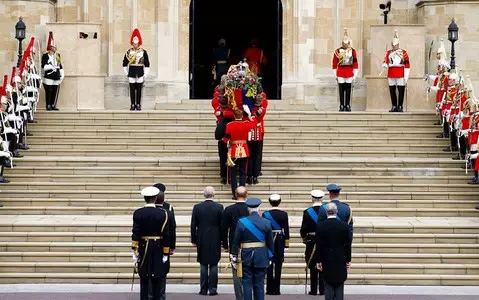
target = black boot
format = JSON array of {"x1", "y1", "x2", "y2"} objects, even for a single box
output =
[
  {"x1": 345, "y1": 83, "x2": 352, "y2": 111},
  {"x1": 397, "y1": 85, "x2": 405, "y2": 112},
  {"x1": 129, "y1": 83, "x2": 136, "y2": 111},
  {"x1": 136, "y1": 82, "x2": 143, "y2": 111},
  {"x1": 338, "y1": 83, "x2": 345, "y2": 111},
  {"x1": 389, "y1": 86, "x2": 398, "y2": 112}
]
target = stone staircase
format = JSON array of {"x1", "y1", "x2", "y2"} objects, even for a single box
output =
[{"x1": 0, "y1": 109, "x2": 478, "y2": 285}]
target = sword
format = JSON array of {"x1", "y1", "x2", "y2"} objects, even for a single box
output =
[
  {"x1": 53, "y1": 84, "x2": 61, "y2": 109},
  {"x1": 131, "y1": 253, "x2": 139, "y2": 291}
]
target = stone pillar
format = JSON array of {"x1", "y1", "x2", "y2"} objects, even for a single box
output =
[
  {"x1": 365, "y1": 25, "x2": 432, "y2": 112},
  {"x1": 45, "y1": 23, "x2": 105, "y2": 110}
]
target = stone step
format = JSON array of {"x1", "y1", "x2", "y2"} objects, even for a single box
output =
[
  {"x1": 20, "y1": 149, "x2": 456, "y2": 158},
  {"x1": 0, "y1": 181, "x2": 476, "y2": 193},
  {"x1": 2, "y1": 251, "x2": 478, "y2": 264},
  {"x1": 1, "y1": 261, "x2": 478, "y2": 276},
  {"x1": 2, "y1": 174, "x2": 473, "y2": 185},
  {"x1": 1, "y1": 199, "x2": 477, "y2": 210},
  {"x1": 7, "y1": 166, "x2": 466, "y2": 177},
  {"x1": 26, "y1": 136, "x2": 449, "y2": 145},
  {"x1": 1, "y1": 232, "x2": 476, "y2": 245},
  {"x1": 27, "y1": 129, "x2": 441, "y2": 138},
  {"x1": 1, "y1": 216, "x2": 476, "y2": 234},
  {"x1": 11, "y1": 156, "x2": 464, "y2": 168},
  {"x1": 33, "y1": 118, "x2": 441, "y2": 126},
  {"x1": 33, "y1": 110, "x2": 439, "y2": 120},
  {"x1": 30, "y1": 123, "x2": 441, "y2": 131},
  {"x1": 0, "y1": 272, "x2": 476, "y2": 285},
  {"x1": 1, "y1": 206, "x2": 476, "y2": 217},
  {"x1": 27, "y1": 142, "x2": 449, "y2": 152},
  {"x1": 0, "y1": 190, "x2": 475, "y2": 200},
  {"x1": 1, "y1": 241, "x2": 477, "y2": 254}
]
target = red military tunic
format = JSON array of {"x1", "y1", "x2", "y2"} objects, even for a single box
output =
[
  {"x1": 442, "y1": 87, "x2": 456, "y2": 117},
  {"x1": 383, "y1": 49, "x2": 410, "y2": 78},
  {"x1": 332, "y1": 47, "x2": 358, "y2": 78},
  {"x1": 223, "y1": 119, "x2": 258, "y2": 158},
  {"x1": 243, "y1": 47, "x2": 268, "y2": 75},
  {"x1": 434, "y1": 75, "x2": 448, "y2": 104},
  {"x1": 249, "y1": 99, "x2": 268, "y2": 141}
]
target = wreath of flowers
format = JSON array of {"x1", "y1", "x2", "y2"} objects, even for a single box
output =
[{"x1": 225, "y1": 62, "x2": 262, "y2": 98}]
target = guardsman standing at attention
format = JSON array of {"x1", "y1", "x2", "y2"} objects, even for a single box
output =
[
  {"x1": 231, "y1": 197, "x2": 274, "y2": 300},
  {"x1": 123, "y1": 28, "x2": 150, "y2": 111},
  {"x1": 262, "y1": 193, "x2": 290, "y2": 296},
  {"x1": 332, "y1": 28, "x2": 358, "y2": 112},
  {"x1": 319, "y1": 184, "x2": 354, "y2": 243},
  {"x1": 382, "y1": 30, "x2": 410, "y2": 113},
  {"x1": 132, "y1": 186, "x2": 170, "y2": 300},
  {"x1": 300, "y1": 190, "x2": 326, "y2": 296},
  {"x1": 42, "y1": 31, "x2": 64, "y2": 111}
]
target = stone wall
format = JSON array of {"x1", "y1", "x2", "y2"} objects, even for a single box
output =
[
  {"x1": 2, "y1": 0, "x2": 479, "y2": 109},
  {"x1": 0, "y1": 0, "x2": 56, "y2": 77}
]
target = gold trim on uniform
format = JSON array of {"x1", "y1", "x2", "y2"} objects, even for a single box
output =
[
  {"x1": 163, "y1": 247, "x2": 170, "y2": 254},
  {"x1": 131, "y1": 240, "x2": 139, "y2": 248},
  {"x1": 285, "y1": 239, "x2": 290, "y2": 248},
  {"x1": 241, "y1": 242, "x2": 265, "y2": 248}
]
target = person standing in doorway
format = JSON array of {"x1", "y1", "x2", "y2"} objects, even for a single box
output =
[
  {"x1": 244, "y1": 39, "x2": 267, "y2": 78},
  {"x1": 190, "y1": 186, "x2": 224, "y2": 296},
  {"x1": 212, "y1": 39, "x2": 231, "y2": 87},
  {"x1": 42, "y1": 31, "x2": 64, "y2": 111}
]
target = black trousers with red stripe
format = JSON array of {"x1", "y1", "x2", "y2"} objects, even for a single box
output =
[{"x1": 247, "y1": 141, "x2": 263, "y2": 178}]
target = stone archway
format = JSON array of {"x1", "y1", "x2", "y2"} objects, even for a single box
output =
[{"x1": 177, "y1": 0, "x2": 297, "y2": 100}]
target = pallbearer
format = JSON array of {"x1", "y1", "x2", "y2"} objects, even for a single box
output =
[
  {"x1": 123, "y1": 28, "x2": 150, "y2": 111},
  {"x1": 332, "y1": 28, "x2": 358, "y2": 112},
  {"x1": 300, "y1": 190, "x2": 326, "y2": 296},
  {"x1": 262, "y1": 193, "x2": 289, "y2": 295},
  {"x1": 132, "y1": 186, "x2": 170, "y2": 300},
  {"x1": 382, "y1": 30, "x2": 410, "y2": 113}
]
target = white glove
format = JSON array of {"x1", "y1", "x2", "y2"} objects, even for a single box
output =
[
  {"x1": 470, "y1": 153, "x2": 479, "y2": 159},
  {"x1": 404, "y1": 68, "x2": 410, "y2": 83},
  {"x1": 59, "y1": 69, "x2": 65, "y2": 83},
  {"x1": 353, "y1": 69, "x2": 358, "y2": 81},
  {"x1": 243, "y1": 104, "x2": 251, "y2": 117},
  {"x1": 0, "y1": 151, "x2": 11, "y2": 158},
  {"x1": 144, "y1": 67, "x2": 150, "y2": 78},
  {"x1": 430, "y1": 86, "x2": 439, "y2": 92},
  {"x1": 131, "y1": 252, "x2": 138, "y2": 263},
  {"x1": 284, "y1": 248, "x2": 289, "y2": 253},
  {"x1": 162, "y1": 255, "x2": 168, "y2": 263},
  {"x1": 333, "y1": 69, "x2": 337, "y2": 77},
  {"x1": 382, "y1": 63, "x2": 388, "y2": 70},
  {"x1": 123, "y1": 67, "x2": 128, "y2": 76}
]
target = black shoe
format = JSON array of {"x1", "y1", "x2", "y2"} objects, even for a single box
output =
[
  {"x1": 308, "y1": 291, "x2": 317, "y2": 295},
  {"x1": 220, "y1": 177, "x2": 226, "y2": 184},
  {"x1": 451, "y1": 146, "x2": 459, "y2": 152},
  {"x1": 253, "y1": 177, "x2": 259, "y2": 185},
  {"x1": 18, "y1": 143, "x2": 29, "y2": 150},
  {"x1": 13, "y1": 150, "x2": 23, "y2": 158},
  {"x1": 469, "y1": 177, "x2": 479, "y2": 185},
  {"x1": 398, "y1": 106, "x2": 403, "y2": 112},
  {"x1": 27, "y1": 120, "x2": 38, "y2": 124},
  {"x1": 259, "y1": 171, "x2": 263, "y2": 176},
  {"x1": 389, "y1": 106, "x2": 397, "y2": 112},
  {"x1": 51, "y1": 106, "x2": 59, "y2": 111},
  {"x1": 46, "y1": 105, "x2": 51, "y2": 111},
  {"x1": 209, "y1": 291, "x2": 218, "y2": 296},
  {"x1": 443, "y1": 146, "x2": 451, "y2": 152},
  {"x1": 346, "y1": 105, "x2": 351, "y2": 112},
  {"x1": 434, "y1": 121, "x2": 441, "y2": 125},
  {"x1": 198, "y1": 292, "x2": 207, "y2": 296},
  {"x1": 136, "y1": 104, "x2": 142, "y2": 111},
  {"x1": 247, "y1": 177, "x2": 253, "y2": 185},
  {"x1": 475, "y1": 205, "x2": 479, "y2": 210},
  {"x1": 319, "y1": 292, "x2": 325, "y2": 296},
  {"x1": 339, "y1": 105, "x2": 344, "y2": 112},
  {"x1": 130, "y1": 104, "x2": 135, "y2": 111},
  {"x1": 0, "y1": 176, "x2": 10, "y2": 183}
]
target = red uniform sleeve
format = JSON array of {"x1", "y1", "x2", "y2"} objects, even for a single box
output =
[
  {"x1": 403, "y1": 51, "x2": 410, "y2": 69},
  {"x1": 261, "y1": 50, "x2": 268, "y2": 65},
  {"x1": 433, "y1": 77, "x2": 438, "y2": 86},
  {"x1": 211, "y1": 98, "x2": 219, "y2": 110},
  {"x1": 383, "y1": 50, "x2": 390, "y2": 64},
  {"x1": 332, "y1": 50, "x2": 339, "y2": 70},
  {"x1": 261, "y1": 92, "x2": 268, "y2": 101},
  {"x1": 222, "y1": 124, "x2": 231, "y2": 143},
  {"x1": 223, "y1": 108, "x2": 235, "y2": 119},
  {"x1": 352, "y1": 49, "x2": 358, "y2": 70}
]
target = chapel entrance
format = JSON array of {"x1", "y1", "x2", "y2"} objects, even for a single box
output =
[{"x1": 189, "y1": 0, "x2": 283, "y2": 99}]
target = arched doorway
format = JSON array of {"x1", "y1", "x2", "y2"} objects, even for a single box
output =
[{"x1": 189, "y1": 0, "x2": 283, "y2": 99}]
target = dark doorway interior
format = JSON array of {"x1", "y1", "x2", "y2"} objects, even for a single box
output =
[{"x1": 189, "y1": 0, "x2": 282, "y2": 99}]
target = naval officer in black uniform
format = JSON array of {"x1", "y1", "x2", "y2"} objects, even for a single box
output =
[
  {"x1": 319, "y1": 184, "x2": 354, "y2": 242},
  {"x1": 300, "y1": 189, "x2": 326, "y2": 296},
  {"x1": 132, "y1": 186, "x2": 170, "y2": 300},
  {"x1": 154, "y1": 183, "x2": 176, "y2": 255},
  {"x1": 262, "y1": 193, "x2": 290, "y2": 295},
  {"x1": 231, "y1": 198, "x2": 274, "y2": 300}
]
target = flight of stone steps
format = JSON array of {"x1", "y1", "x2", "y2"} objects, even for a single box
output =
[{"x1": 0, "y1": 107, "x2": 478, "y2": 285}]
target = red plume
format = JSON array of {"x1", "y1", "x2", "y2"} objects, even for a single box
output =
[
  {"x1": 26, "y1": 37, "x2": 35, "y2": 54},
  {"x1": 130, "y1": 28, "x2": 143, "y2": 46},
  {"x1": 46, "y1": 31, "x2": 55, "y2": 51},
  {"x1": 1, "y1": 75, "x2": 8, "y2": 96},
  {"x1": 19, "y1": 55, "x2": 26, "y2": 78}
]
